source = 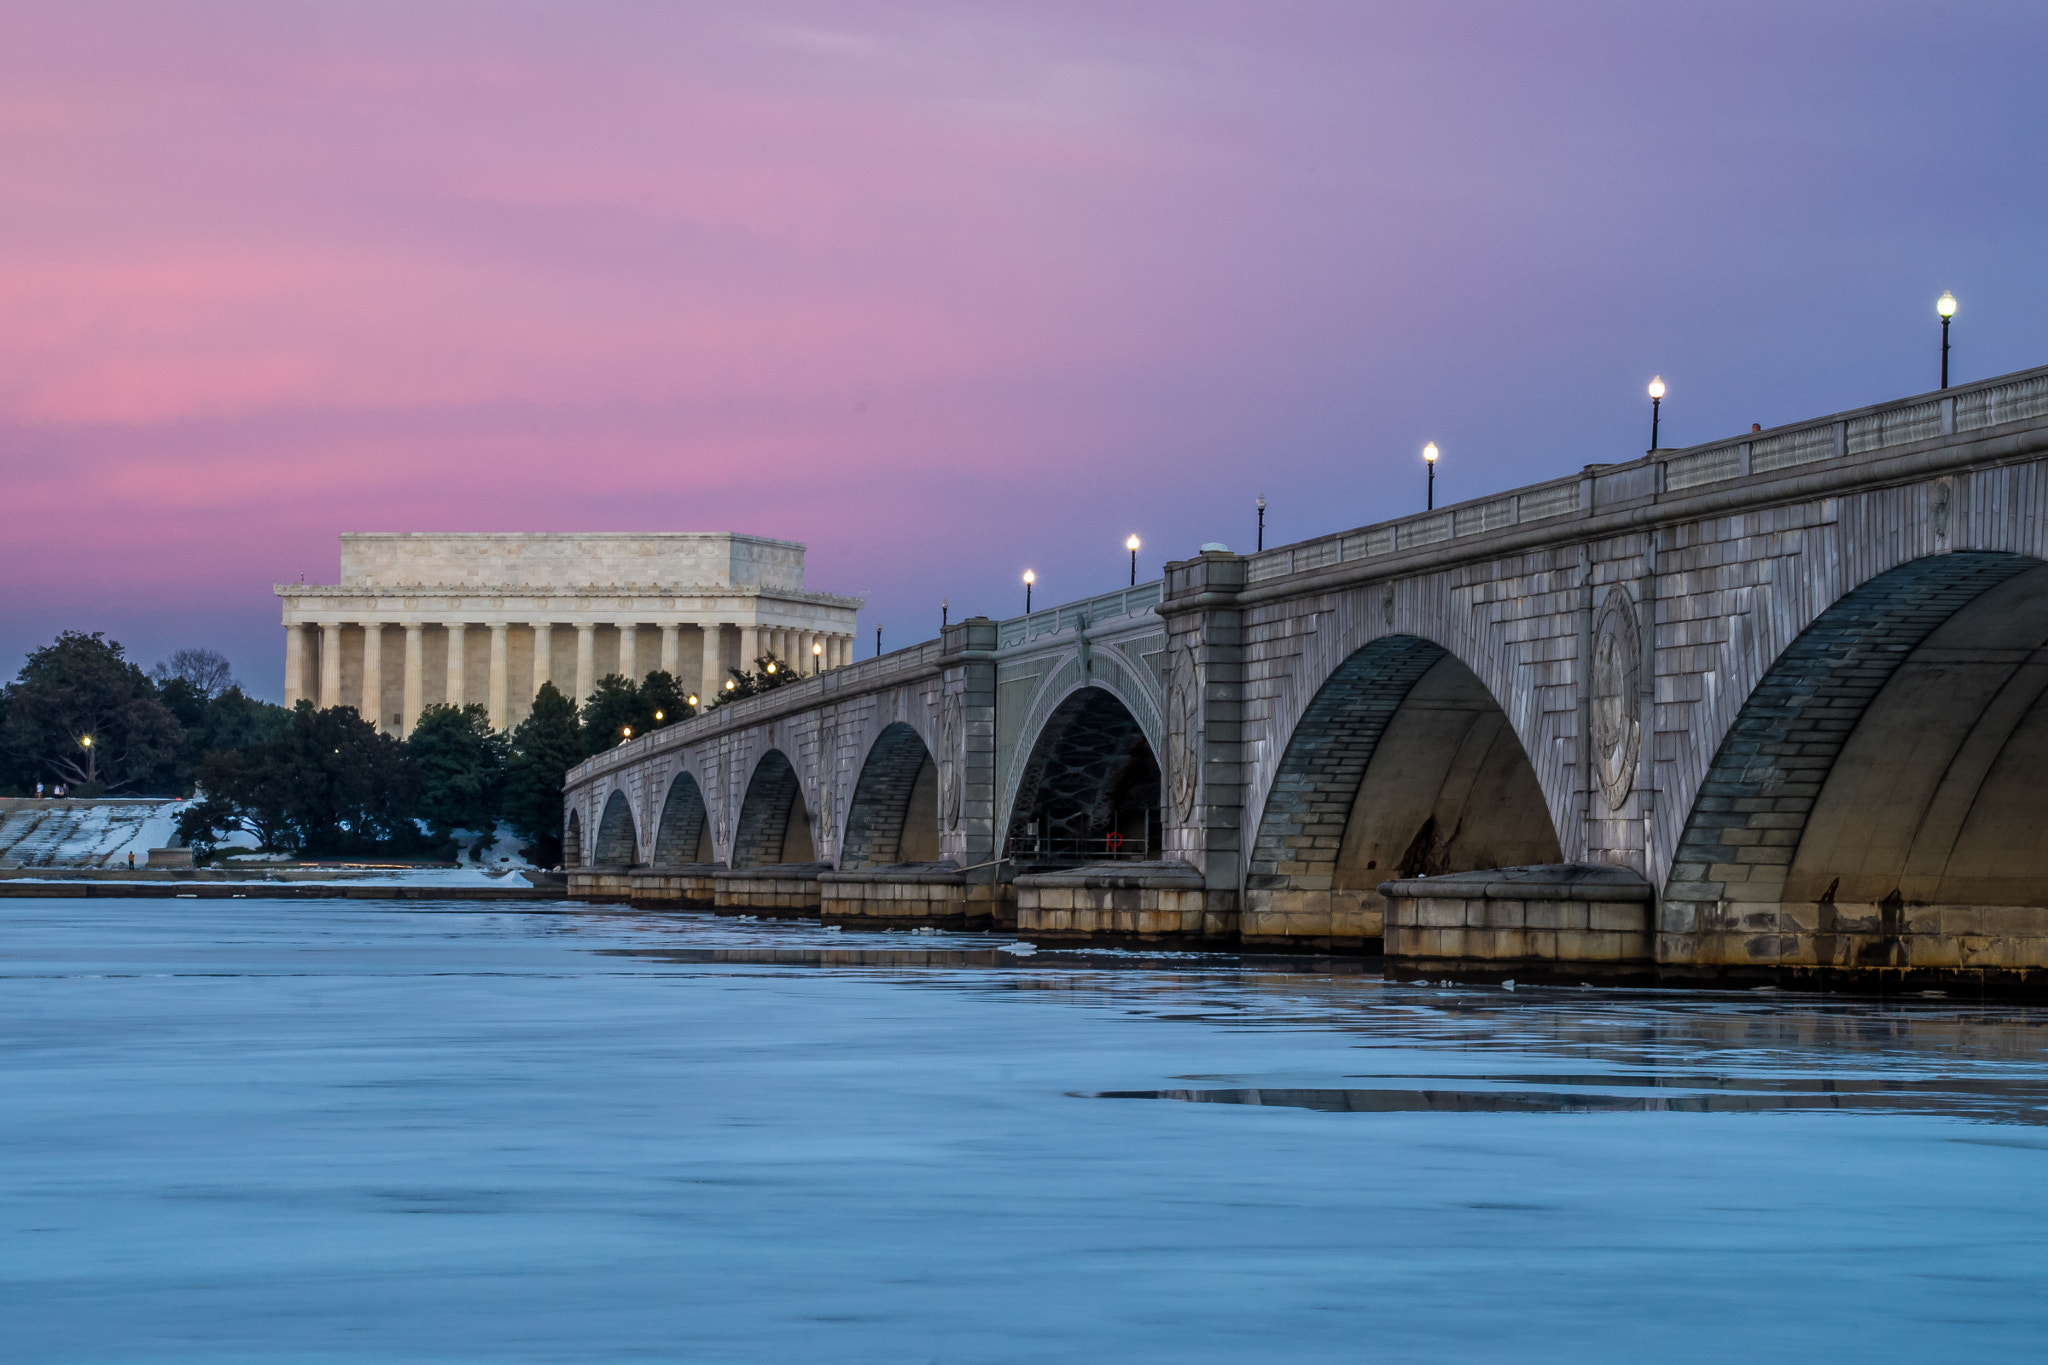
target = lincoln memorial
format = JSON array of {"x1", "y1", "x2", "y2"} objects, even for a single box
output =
[{"x1": 275, "y1": 532, "x2": 864, "y2": 734}]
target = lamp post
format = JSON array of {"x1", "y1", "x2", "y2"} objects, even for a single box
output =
[
  {"x1": 1023, "y1": 569, "x2": 1035, "y2": 613},
  {"x1": 1422, "y1": 442, "x2": 1439, "y2": 510},
  {"x1": 875, "y1": 626, "x2": 882, "y2": 657},
  {"x1": 1256, "y1": 494, "x2": 1266, "y2": 552},
  {"x1": 1648, "y1": 376, "x2": 1666, "y2": 450},
  {"x1": 1938, "y1": 291, "x2": 1957, "y2": 389},
  {"x1": 812, "y1": 639, "x2": 823, "y2": 675},
  {"x1": 80, "y1": 734, "x2": 95, "y2": 786},
  {"x1": 1126, "y1": 534, "x2": 1140, "y2": 586},
  {"x1": 941, "y1": 598, "x2": 948, "y2": 630}
]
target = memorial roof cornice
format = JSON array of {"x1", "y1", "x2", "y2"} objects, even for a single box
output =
[{"x1": 274, "y1": 583, "x2": 865, "y2": 608}]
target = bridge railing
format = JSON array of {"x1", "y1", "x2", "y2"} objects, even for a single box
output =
[
  {"x1": 1243, "y1": 362, "x2": 2048, "y2": 587},
  {"x1": 996, "y1": 579, "x2": 1163, "y2": 647}
]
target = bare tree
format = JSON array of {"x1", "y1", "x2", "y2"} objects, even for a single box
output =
[{"x1": 151, "y1": 648, "x2": 237, "y2": 700}]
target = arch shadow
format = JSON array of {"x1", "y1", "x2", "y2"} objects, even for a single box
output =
[
  {"x1": 1666, "y1": 550, "x2": 2048, "y2": 975},
  {"x1": 842, "y1": 722, "x2": 940, "y2": 868},
  {"x1": 593, "y1": 789, "x2": 638, "y2": 867},
  {"x1": 732, "y1": 749, "x2": 816, "y2": 868},
  {"x1": 652, "y1": 771, "x2": 712, "y2": 866},
  {"x1": 564, "y1": 808, "x2": 583, "y2": 869},
  {"x1": 1006, "y1": 686, "x2": 1160, "y2": 865},
  {"x1": 1245, "y1": 633, "x2": 1561, "y2": 947}
]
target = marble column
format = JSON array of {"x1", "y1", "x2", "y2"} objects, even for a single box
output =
[
  {"x1": 575, "y1": 624, "x2": 596, "y2": 707},
  {"x1": 445, "y1": 622, "x2": 466, "y2": 710},
  {"x1": 740, "y1": 625, "x2": 761, "y2": 677},
  {"x1": 659, "y1": 623, "x2": 680, "y2": 678},
  {"x1": 618, "y1": 623, "x2": 638, "y2": 683},
  {"x1": 320, "y1": 623, "x2": 343, "y2": 709},
  {"x1": 361, "y1": 622, "x2": 383, "y2": 730},
  {"x1": 700, "y1": 624, "x2": 725, "y2": 702},
  {"x1": 403, "y1": 625, "x2": 424, "y2": 736},
  {"x1": 283, "y1": 623, "x2": 306, "y2": 707},
  {"x1": 488, "y1": 623, "x2": 510, "y2": 731},
  {"x1": 532, "y1": 622, "x2": 553, "y2": 697}
]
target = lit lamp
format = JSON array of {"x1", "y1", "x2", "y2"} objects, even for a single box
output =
[
  {"x1": 1937, "y1": 291, "x2": 1957, "y2": 389},
  {"x1": 1023, "y1": 569, "x2": 1035, "y2": 613},
  {"x1": 653, "y1": 710, "x2": 664, "y2": 722},
  {"x1": 621, "y1": 726, "x2": 632, "y2": 740},
  {"x1": 1422, "y1": 442, "x2": 1439, "y2": 510},
  {"x1": 724, "y1": 678, "x2": 736, "y2": 692},
  {"x1": 765, "y1": 660, "x2": 777, "y2": 675},
  {"x1": 1256, "y1": 494, "x2": 1266, "y2": 552},
  {"x1": 1126, "y1": 534, "x2": 1141, "y2": 586},
  {"x1": 812, "y1": 639, "x2": 823, "y2": 674},
  {"x1": 686, "y1": 694, "x2": 699, "y2": 709},
  {"x1": 1648, "y1": 375, "x2": 1666, "y2": 450}
]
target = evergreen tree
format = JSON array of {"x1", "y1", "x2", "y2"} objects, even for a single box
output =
[
  {"x1": 1, "y1": 632, "x2": 183, "y2": 794},
  {"x1": 406, "y1": 703, "x2": 509, "y2": 854},
  {"x1": 705, "y1": 652, "x2": 799, "y2": 709},
  {"x1": 504, "y1": 681, "x2": 583, "y2": 865},
  {"x1": 178, "y1": 702, "x2": 424, "y2": 856},
  {"x1": 639, "y1": 670, "x2": 695, "y2": 729},
  {"x1": 580, "y1": 674, "x2": 649, "y2": 754}
]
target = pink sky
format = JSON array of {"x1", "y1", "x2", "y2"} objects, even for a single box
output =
[{"x1": 4, "y1": 2, "x2": 2045, "y2": 697}]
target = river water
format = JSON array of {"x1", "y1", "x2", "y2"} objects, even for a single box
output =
[{"x1": 5, "y1": 898, "x2": 2048, "y2": 1362}]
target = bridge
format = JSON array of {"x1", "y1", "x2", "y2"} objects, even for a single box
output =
[{"x1": 564, "y1": 361, "x2": 2048, "y2": 992}]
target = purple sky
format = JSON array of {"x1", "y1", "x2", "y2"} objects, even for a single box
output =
[{"x1": 4, "y1": 2, "x2": 2045, "y2": 700}]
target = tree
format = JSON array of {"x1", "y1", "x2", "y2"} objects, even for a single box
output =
[
  {"x1": 178, "y1": 702, "x2": 425, "y2": 856},
  {"x1": 504, "y1": 682, "x2": 583, "y2": 865},
  {"x1": 2, "y1": 632, "x2": 183, "y2": 794},
  {"x1": 705, "y1": 652, "x2": 799, "y2": 709},
  {"x1": 150, "y1": 648, "x2": 236, "y2": 700},
  {"x1": 407, "y1": 703, "x2": 508, "y2": 856},
  {"x1": 639, "y1": 670, "x2": 695, "y2": 729},
  {"x1": 580, "y1": 674, "x2": 649, "y2": 755}
]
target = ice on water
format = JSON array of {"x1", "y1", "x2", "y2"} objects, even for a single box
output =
[{"x1": 4, "y1": 899, "x2": 2048, "y2": 1362}]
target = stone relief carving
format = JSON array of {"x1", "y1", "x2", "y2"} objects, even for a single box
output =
[
  {"x1": 1168, "y1": 644, "x2": 1201, "y2": 823},
  {"x1": 1590, "y1": 585, "x2": 1642, "y2": 811},
  {"x1": 940, "y1": 703, "x2": 962, "y2": 831}
]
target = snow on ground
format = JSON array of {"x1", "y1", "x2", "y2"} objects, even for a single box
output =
[{"x1": 0, "y1": 800, "x2": 241, "y2": 868}]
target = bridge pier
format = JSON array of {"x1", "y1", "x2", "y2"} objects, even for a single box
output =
[
  {"x1": 820, "y1": 863, "x2": 998, "y2": 929},
  {"x1": 715, "y1": 863, "x2": 832, "y2": 917},
  {"x1": 1379, "y1": 865, "x2": 1655, "y2": 984},
  {"x1": 629, "y1": 863, "x2": 722, "y2": 906},
  {"x1": 1014, "y1": 862, "x2": 1235, "y2": 943}
]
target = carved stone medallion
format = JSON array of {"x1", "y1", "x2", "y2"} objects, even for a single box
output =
[
  {"x1": 1168, "y1": 644, "x2": 1201, "y2": 822},
  {"x1": 940, "y1": 704, "x2": 962, "y2": 831},
  {"x1": 1590, "y1": 586, "x2": 1642, "y2": 810}
]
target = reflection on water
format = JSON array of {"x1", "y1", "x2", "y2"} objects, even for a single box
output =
[
  {"x1": 5, "y1": 899, "x2": 2048, "y2": 1363},
  {"x1": 1088, "y1": 1075, "x2": 2048, "y2": 1120}
]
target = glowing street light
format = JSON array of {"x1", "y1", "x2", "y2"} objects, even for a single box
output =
[
  {"x1": 812, "y1": 639, "x2": 823, "y2": 674},
  {"x1": 1023, "y1": 569, "x2": 1036, "y2": 613},
  {"x1": 686, "y1": 694, "x2": 699, "y2": 709},
  {"x1": 1938, "y1": 291, "x2": 1958, "y2": 389},
  {"x1": 1422, "y1": 442, "x2": 1440, "y2": 510},
  {"x1": 1647, "y1": 376, "x2": 1667, "y2": 450},
  {"x1": 1126, "y1": 534, "x2": 1141, "y2": 586}
]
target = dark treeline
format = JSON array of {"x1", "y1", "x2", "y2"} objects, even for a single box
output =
[{"x1": 0, "y1": 633, "x2": 805, "y2": 864}]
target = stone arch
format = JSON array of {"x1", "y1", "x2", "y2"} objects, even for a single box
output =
[
  {"x1": 1000, "y1": 655, "x2": 1164, "y2": 843},
  {"x1": 841, "y1": 722, "x2": 940, "y2": 868},
  {"x1": 731, "y1": 748, "x2": 816, "y2": 868},
  {"x1": 564, "y1": 808, "x2": 583, "y2": 869},
  {"x1": 593, "y1": 789, "x2": 638, "y2": 867},
  {"x1": 1005, "y1": 685, "x2": 1162, "y2": 864},
  {"x1": 1663, "y1": 550, "x2": 2048, "y2": 974},
  {"x1": 652, "y1": 770, "x2": 711, "y2": 866},
  {"x1": 1244, "y1": 633, "x2": 1562, "y2": 949}
]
